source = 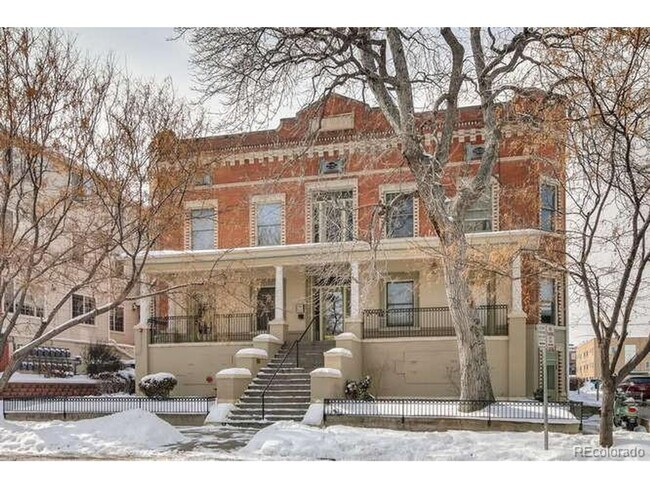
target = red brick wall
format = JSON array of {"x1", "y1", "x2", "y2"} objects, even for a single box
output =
[
  {"x1": 157, "y1": 94, "x2": 565, "y2": 254},
  {"x1": 0, "y1": 381, "x2": 99, "y2": 398},
  {"x1": 0, "y1": 343, "x2": 9, "y2": 371}
]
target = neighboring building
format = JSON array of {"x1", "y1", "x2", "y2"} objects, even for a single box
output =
[
  {"x1": 0, "y1": 149, "x2": 138, "y2": 374},
  {"x1": 134, "y1": 94, "x2": 568, "y2": 401},
  {"x1": 576, "y1": 337, "x2": 650, "y2": 380}
]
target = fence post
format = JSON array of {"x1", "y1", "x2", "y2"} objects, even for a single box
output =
[
  {"x1": 401, "y1": 399, "x2": 405, "y2": 424},
  {"x1": 487, "y1": 401, "x2": 491, "y2": 427},
  {"x1": 63, "y1": 397, "x2": 67, "y2": 420},
  {"x1": 323, "y1": 399, "x2": 328, "y2": 423},
  {"x1": 579, "y1": 402, "x2": 583, "y2": 432}
]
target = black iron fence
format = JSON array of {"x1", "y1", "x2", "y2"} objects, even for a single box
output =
[
  {"x1": 2, "y1": 396, "x2": 215, "y2": 418},
  {"x1": 149, "y1": 314, "x2": 263, "y2": 344},
  {"x1": 324, "y1": 398, "x2": 584, "y2": 430},
  {"x1": 362, "y1": 305, "x2": 508, "y2": 339}
]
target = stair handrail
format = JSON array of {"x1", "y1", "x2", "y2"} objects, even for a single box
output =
[
  {"x1": 295, "y1": 315, "x2": 318, "y2": 368},
  {"x1": 260, "y1": 316, "x2": 318, "y2": 420}
]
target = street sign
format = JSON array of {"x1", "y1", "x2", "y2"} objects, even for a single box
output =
[{"x1": 536, "y1": 324, "x2": 555, "y2": 350}]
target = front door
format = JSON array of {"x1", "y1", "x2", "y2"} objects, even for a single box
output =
[
  {"x1": 256, "y1": 287, "x2": 275, "y2": 331},
  {"x1": 314, "y1": 287, "x2": 348, "y2": 340}
]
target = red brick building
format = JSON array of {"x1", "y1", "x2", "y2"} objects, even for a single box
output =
[{"x1": 135, "y1": 94, "x2": 567, "y2": 402}]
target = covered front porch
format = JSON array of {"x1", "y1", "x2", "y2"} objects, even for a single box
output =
[{"x1": 144, "y1": 258, "x2": 516, "y2": 344}]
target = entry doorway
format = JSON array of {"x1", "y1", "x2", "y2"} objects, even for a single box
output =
[
  {"x1": 256, "y1": 286, "x2": 275, "y2": 331},
  {"x1": 312, "y1": 284, "x2": 350, "y2": 340}
]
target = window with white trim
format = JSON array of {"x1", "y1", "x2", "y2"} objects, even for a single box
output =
[
  {"x1": 256, "y1": 202, "x2": 282, "y2": 246},
  {"x1": 540, "y1": 183, "x2": 557, "y2": 232},
  {"x1": 190, "y1": 208, "x2": 215, "y2": 250},
  {"x1": 312, "y1": 190, "x2": 354, "y2": 243},
  {"x1": 385, "y1": 192, "x2": 414, "y2": 238},
  {"x1": 72, "y1": 294, "x2": 96, "y2": 325},
  {"x1": 110, "y1": 306, "x2": 125, "y2": 332},
  {"x1": 462, "y1": 186, "x2": 493, "y2": 233},
  {"x1": 386, "y1": 280, "x2": 415, "y2": 327},
  {"x1": 540, "y1": 278, "x2": 556, "y2": 325}
]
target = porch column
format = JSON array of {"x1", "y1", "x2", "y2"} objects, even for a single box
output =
[
  {"x1": 508, "y1": 255, "x2": 527, "y2": 398},
  {"x1": 350, "y1": 261, "x2": 360, "y2": 319},
  {"x1": 345, "y1": 261, "x2": 363, "y2": 338},
  {"x1": 139, "y1": 278, "x2": 152, "y2": 325},
  {"x1": 511, "y1": 254, "x2": 522, "y2": 313},
  {"x1": 269, "y1": 265, "x2": 288, "y2": 342},
  {"x1": 134, "y1": 276, "x2": 151, "y2": 396},
  {"x1": 274, "y1": 265, "x2": 284, "y2": 322}
]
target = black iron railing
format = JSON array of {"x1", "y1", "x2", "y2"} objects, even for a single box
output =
[
  {"x1": 362, "y1": 304, "x2": 508, "y2": 339},
  {"x1": 149, "y1": 314, "x2": 262, "y2": 344},
  {"x1": 2, "y1": 396, "x2": 215, "y2": 418},
  {"x1": 261, "y1": 316, "x2": 318, "y2": 420},
  {"x1": 323, "y1": 398, "x2": 584, "y2": 430}
]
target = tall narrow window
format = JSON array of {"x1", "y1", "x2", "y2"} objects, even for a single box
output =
[
  {"x1": 256, "y1": 203, "x2": 282, "y2": 246},
  {"x1": 462, "y1": 187, "x2": 492, "y2": 233},
  {"x1": 312, "y1": 190, "x2": 354, "y2": 243},
  {"x1": 110, "y1": 306, "x2": 125, "y2": 332},
  {"x1": 386, "y1": 280, "x2": 415, "y2": 327},
  {"x1": 540, "y1": 278, "x2": 556, "y2": 325},
  {"x1": 72, "y1": 294, "x2": 96, "y2": 325},
  {"x1": 385, "y1": 192, "x2": 414, "y2": 238},
  {"x1": 190, "y1": 208, "x2": 215, "y2": 250},
  {"x1": 540, "y1": 183, "x2": 557, "y2": 232}
]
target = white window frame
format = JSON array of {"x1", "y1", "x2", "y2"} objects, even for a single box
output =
[
  {"x1": 250, "y1": 194, "x2": 286, "y2": 246},
  {"x1": 184, "y1": 200, "x2": 218, "y2": 251},
  {"x1": 380, "y1": 182, "x2": 419, "y2": 239},
  {"x1": 306, "y1": 179, "x2": 358, "y2": 243},
  {"x1": 72, "y1": 293, "x2": 96, "y2": 325},
  {"x1": 540, "y1": 178, "x2": 560, "y2": 232},
  {"x1": 110, "y1": 306, "x2": 125, "y2": 332}
]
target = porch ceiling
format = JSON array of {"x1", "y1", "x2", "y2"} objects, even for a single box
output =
[{"x1": 137, "y1": 229, "x2": 543, "y2": 274}]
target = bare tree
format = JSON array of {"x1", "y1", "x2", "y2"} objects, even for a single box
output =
[
  {"x1": 542, "y1": 27, "x2": 650, "y2": 446},
  {"x1": 0, "y1": 28, "x2": 206, "y2": 391},
  {"x1": 180, "y1": 27, "x2": 545, "y2": 405}
]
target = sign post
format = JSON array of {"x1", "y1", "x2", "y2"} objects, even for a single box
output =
[{"x1": 537, "y1": 324, "x2": 554, "y2": 451}]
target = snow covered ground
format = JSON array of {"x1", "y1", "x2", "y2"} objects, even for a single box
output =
[
  {"x1": 0, "y1": 410, "x2": 187, "y2": 459},
  {"x1": 0, "y1": 410, "x2": 648, "y2": 460},
  {"x1": 240, "y1": 422, "x2": 649, "y2": 461},
  {"x1": 569, "y1": 381, "x2": 602, "y2": 407}
]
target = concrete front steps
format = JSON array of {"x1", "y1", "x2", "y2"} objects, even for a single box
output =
[{"x1": 223, "y1": 341, "x2": 333, "y2": 428}]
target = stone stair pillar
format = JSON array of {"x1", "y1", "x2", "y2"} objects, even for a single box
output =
[
  {"x1": 253, "y1": 333, "x2": 283, "y2": 359},
  {"x1": 215, "y1": 368, "x2": 252, "y2": 404},
  {"x1": 310, "y1": 368, "x2": 344, "y2": 403},
  {"x1": 234, "y1": 348, "x2": 269, "y2": 377}
]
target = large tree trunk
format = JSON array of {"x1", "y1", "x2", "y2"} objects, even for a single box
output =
[
  {"x1": 441, "y1": 233, "x2": 495, "y2": 407},
  {"x1": 599, "y1": 377, "x2": 616, "y2": 447}
]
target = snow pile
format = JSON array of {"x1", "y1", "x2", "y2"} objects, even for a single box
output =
[
  {"x1": 205, "y1": 402, "x2": 234, "y2": 424},
  {"x1": 0, "y1": 410, "x2": 186, "y2": 456},
  {"x1": 241, "y1": 421, "x2": 650, "y2": 461},
  {"x1": 301, "y1": 404, "x2": 324, "y2": 426}
]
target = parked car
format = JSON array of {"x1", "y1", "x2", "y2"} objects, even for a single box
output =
[{"x1": 618, "y1": 375, "x2": 650, "y2": 403}]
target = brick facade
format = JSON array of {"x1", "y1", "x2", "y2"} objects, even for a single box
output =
[{"x1": 0, "y1": 381, "x2": 99, "y2": 398}]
